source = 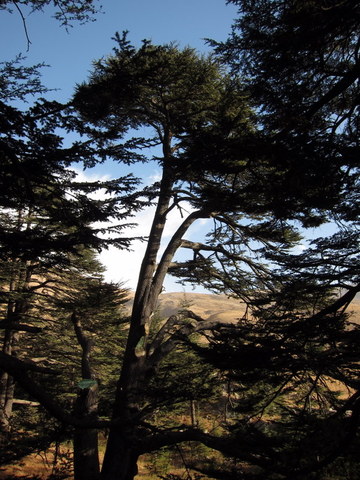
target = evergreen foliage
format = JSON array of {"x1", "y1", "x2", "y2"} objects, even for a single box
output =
[
  {"x1": 179, "y1": 1, "x2": 360, "y2": 478},
  {"x1": 0, "y1": 248, "x2": 129, "y2": 467},
  {"x1": 214, "y1": 0, "x2": 360, "y2": 225}
]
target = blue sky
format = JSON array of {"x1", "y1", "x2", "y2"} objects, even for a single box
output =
[
  {"x1": 1, "y1": 1, "x2": 239, "y2": 292},
  {"x1": 2, "y1": 1, "x2": 238, "y2": 102}
]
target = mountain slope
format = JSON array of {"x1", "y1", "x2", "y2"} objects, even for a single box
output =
[{"x1": 127, "y1": 292, "x2": 360, "y2": 323}]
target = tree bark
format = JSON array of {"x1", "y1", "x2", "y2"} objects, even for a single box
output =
[
  {"x1": 101, "y1": 429, "x2": 139, "y2": 480},
  {"x1": 73, "y1": 386, "x2": 100, "y2": 480},
  {"x1": 0, "y1": 369, "x2": 15, "y2": 437},
  {"x1": 71, "y1": 312, "x2": 100, "y2": 480}
]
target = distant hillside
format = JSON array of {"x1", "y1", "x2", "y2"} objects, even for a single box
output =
[
  {"x1": 126, "y1": 292, "x2": 246, "y2": 322},
  {"x1": 126, "y1": 292, "x2": 360, "y2": 323},
  {"x1": 156, "y1": 292, "x2": 247, "y2": 322}
]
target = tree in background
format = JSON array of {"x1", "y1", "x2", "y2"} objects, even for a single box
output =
[
  {"x1": 0, "y1": 49, "x2": 146, "y2": 475},
  {"x1": 0, "y1": 97, "x2": 141, "y2": 417},
  {"x1": 34, "y1": 250, "x2": 129, "y2": 480},
  {"x1": 0, "y1": 244, "x2": 129, "y2": 470}
]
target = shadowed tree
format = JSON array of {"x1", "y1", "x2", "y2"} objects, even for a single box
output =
[
  {"x1": 0, "y1": 91, "x2": 145, "y2": 466},
  {"x1": 72, "y1": 35, "x2": 341, "y2": 480},
  {"x1": 176, "y1": 1, "x2": 360, "y2": 478}
]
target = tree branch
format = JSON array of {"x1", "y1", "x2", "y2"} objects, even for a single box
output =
[
  {"x1": 0, "y1": 352, "x2": 59, "y2": 375},
  {"x1": 150, "y1": 209, "x2": 213, "y2": 305},
  {"x1": 71, "y1": 311, "x2": 93, "y2": 379},
  {"x1": 0, "y1": 321, "x2": 42, "y2": 333},
  {"x1": 12, "y1": 1, "x2": 31, "y2": 51},
  {"x1": 308, "y1": 282, "x2": 360, "y2": 322},
  {"x1": 0, "y1": 351, "x2": 112, "y2": 428},
  {"x1": 147, "y1": 310, "x2": 233, "y2": 367},
  {"x1": 305, "y1": 61, "x2": 360, "y2": 119},
  {"x1": 136, "y1": 425, "x2": 275, "y2": 470}
]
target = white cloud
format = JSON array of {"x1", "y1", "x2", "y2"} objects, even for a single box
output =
[
  {"x1": 102, "y1": 203, "x2": 210, "y2": 291},
  {"x1": 100, "y1": 205, "x2": 155, "y2": 289},
  {"x1": 70, "y1": 167, "x2": 210, "y2": 291},
  {"x1": 70, "y1": 167, "x2": 111, "y2": 183},
  {"x1": 292, "y1": 243, "x2": 307, "y2": 254},
  {"x1": 99, "y1": 243, "x2": 145, "y2": 289}
]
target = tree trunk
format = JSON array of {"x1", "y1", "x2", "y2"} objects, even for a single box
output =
[
  {"x1": 71, "y1": 312, "x2": 100, "y2": 480},
  {"x1": 73, "y1": 385, "x2": 100, "y2": 480},
  {"x1": 100, "y1": 164, "x2": 175, "y2": 480},
  {"x1": 100, "y1": 158, "x2": 211, "y2": 479},
  {"x1": 101, "y1": 429, "x2": 139, "y2": 480},
  {"x1": 100, "y1": 352, "x2": 147, "y2": 480},
  {"x1": 0, "y1": 371, "x2": 15, "y2": 437},
  {"x1": 0, "y1": 329, "x2": 19, "y2": 438},
  {"x1": 190, "y1": 399, "x2": 198, "y2": 428}
]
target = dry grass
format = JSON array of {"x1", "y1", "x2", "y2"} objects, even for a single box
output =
[
  {"x1": 126, "y1": 291, "x2": 247, "y2": 322},
  {"x1": 0, "y1": 443, "x2": 73, "y2": 479},
  {"x1": 347, "y1": 300, "x2": 360, "y2": 324},
  {"x1": 148, "y1": 292, "x2": 360, "y2": 324}
]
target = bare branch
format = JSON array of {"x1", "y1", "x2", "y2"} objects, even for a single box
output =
[
  {"x1": 137, "y1": 425, "x2": 276, "y2": 469},
  {"x1": 12, "y1": 1, "x2": 32, "y2": 51},
  {"x1": 147, "y1": 309, "x2": 232, "y2": 367}
]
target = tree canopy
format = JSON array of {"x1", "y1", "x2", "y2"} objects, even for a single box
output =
[{"x1": 210, "y1": 0, "x2": 360, "y2": 226}]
